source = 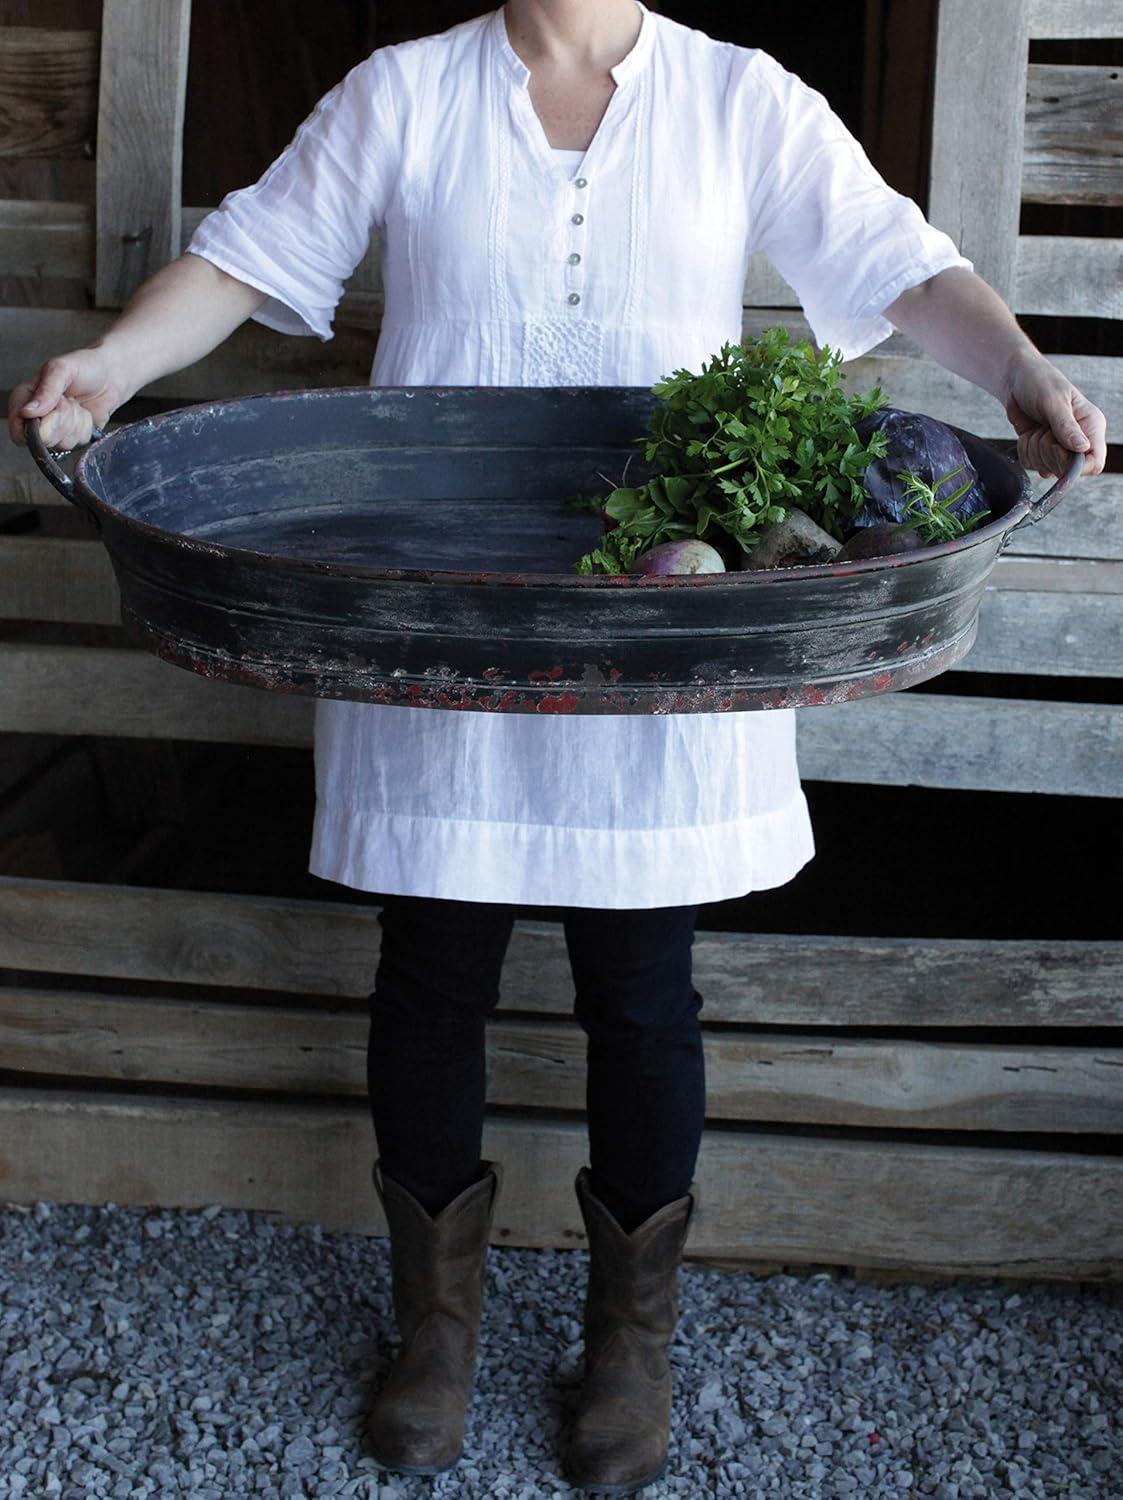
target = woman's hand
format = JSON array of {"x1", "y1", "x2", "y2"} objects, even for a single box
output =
[
  {"x1": 885, "y1": 269, "x2": 1108, "y2": 480},
  {"x1": 8, "y1": 347, "x2": 123, "y2": 451},
  {"x1": 8, "y1": 254, "x2": 268, "y2": 454},
  {"x1": 1004, "y1": 352, "x2": 1107, "y2": 480}
]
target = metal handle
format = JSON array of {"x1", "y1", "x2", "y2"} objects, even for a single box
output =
[
  {"x1": 24, "y1": 417, "x2": 106, "y2": 532},
  {"x1": 1018, "y1": 447, "x2": 1086, "y2": 528}
]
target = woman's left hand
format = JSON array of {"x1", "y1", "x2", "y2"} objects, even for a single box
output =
[{"x1": 1004, "y1": 354, "x2": 1107, "y2": 479}]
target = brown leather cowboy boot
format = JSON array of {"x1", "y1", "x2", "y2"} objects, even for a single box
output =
[
  {"x1": 563, "y1": 1166, "x2": 696, "y2": 1495},
  {"x1": 364, "y1": 1159, "x2": 501, "y2": 1475}
]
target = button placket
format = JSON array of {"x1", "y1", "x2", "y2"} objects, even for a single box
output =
[{"x1": 564, "y1": 176, "x2": 588, "y2": 308}]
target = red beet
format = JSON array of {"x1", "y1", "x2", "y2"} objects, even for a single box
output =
[{"x1": 836, "y1": 524, "x2": 924, "y2": 561}]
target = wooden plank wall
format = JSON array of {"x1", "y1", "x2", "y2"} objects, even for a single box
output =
[{"x1": 0, "y1": 0, "x2": 1120, "y2": 1278}]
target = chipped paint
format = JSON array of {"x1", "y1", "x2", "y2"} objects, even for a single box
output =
[{"x1": 22, "y1": 386, "x2": 1070, "y2": 716}]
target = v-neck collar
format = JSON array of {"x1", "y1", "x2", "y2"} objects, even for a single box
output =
[
  {"x1": 491, "y1": 3, "x2": 654, "y2": 88},
  {"x1": 491, "y1": 3, "x2": 653, "y2": 180}
]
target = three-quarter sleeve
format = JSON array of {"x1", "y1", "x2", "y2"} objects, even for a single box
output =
[
  {"x1": 185, "y1": 49, "x2": 402, "y2": 341},
  {"x1": 740, "y1": 51, "x2": 972, "y2": 362}
]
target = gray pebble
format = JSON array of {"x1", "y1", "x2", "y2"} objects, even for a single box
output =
[{"x1": 1, "y1": 1201, "x2": 1119, "y2": 1497}]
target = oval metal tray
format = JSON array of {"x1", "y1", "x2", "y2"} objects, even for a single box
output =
[{"x1": 28, "y1": 386, "x2": 1080, "y2": 714}]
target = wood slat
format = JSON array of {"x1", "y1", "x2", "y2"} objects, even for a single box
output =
[
  {"x1": 1029, "y1": 0, "x2": 1123, "y2": 38},
  {"x1": 990, "y1": 556, "x2": 1123, "y2": 591},
  {"x1": 3, "y1": 987, "x2": 1120, "y2": 1132},
  {"x1": 0, "y1": 197, "x2": 91, "y2": 278},
  {"x1": 962, "y1": 587, "x2": 1123, "y2": 676},
  {"x1": 798, "y1": 692, "x2": 1121, "y2": 797},
  {"x1": 929, "y1": 0, "x2": 1028, "y2": 300},
  {"x1": 1002, "y1": 475, "x2": 1123, "y2": 560},
  {"x1": 94, "y1": 0, "x2": 192, "y2": 307},
  {"x1": 0, "y1": 536, "x2": 118, "y2": 622},
  {"x1": 1, "y1": 876, "x2": 1120, "y2": 1025},
  {"x1": 2, "y1": 1090, "x2": 1119, "y2": 1275},
  {"x1": 1015, "y1": 235, "x2": 1123, "y2": 319},
  {"x1": 0, "y1": 644, "x2": 1119, "y2": 795},
  {"x1": 1024, "y1": 64, "x2": 1123, "y2": 206},
  {"x1": 0, "y1": 28, "x2": 98, "y2": 160}
]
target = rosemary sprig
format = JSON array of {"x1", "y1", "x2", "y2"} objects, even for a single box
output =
[{"x1": 897, "y1": 466, "x2": 989, "y2": 544}]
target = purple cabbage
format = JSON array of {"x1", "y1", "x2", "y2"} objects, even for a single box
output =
[{"x1": 853, "y1": 409, "x2": 990, "y2": 531}]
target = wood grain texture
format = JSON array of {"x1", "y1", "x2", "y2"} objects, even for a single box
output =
[
  {"x1": 0, "y1": 536, "x2": 119, "y2": 622},
  {"x1": 95, "y1": 0, "x2": 192, "y2": 307},
  {"x1": 0, "y1": 28, "x2": 98, "y2": 159},
  {"x1": 962, "y1": 587, "x2": 1123, "y2": 676},
  {"x1": 798, "y1": 692, "x2": 1122, "y2": 798},
  {"x1": 1001, "y1": 475, "x2": 1123, "y2": 560},
  {"x1": 1028, "y1": 0, "x2": 1123, "y2": 38},
  {"x1": 1024, "y1": 64, "x2": 1123, "y2": 206},
  {"x1": 3, "y1": 987, "x2": 1120, "y2": 1132},
  {"x1": 0, "y1": 645, "x2": 1118, "y2": 794},
  {"x1": 0, "y1": 197, "x2": 91, "y2": 277},
  {"x1": 928, "y1": 0, "x2": 1028, "y2": 299},
  {"x1": 1, "y1": 876, "x2": 1120, "y2": 1024},
  {"x1": 990, "y1": 556, "x2": 1123, "y2": 591},
  {"x1": 1, "y1": 1089, "x2": 1119, "y2": 1274},
  {"x1": 1015, "y1": 234, "x2": 1123, "y2": 319}
]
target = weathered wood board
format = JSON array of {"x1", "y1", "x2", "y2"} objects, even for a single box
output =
[
  {"x1": 94, "y1": 0, "x2": 191, "y2": 307},
  {"x1": 929, "y1": 0, "x2": 1028, "y2": 301},
  {"x1": 1, "y1": 1090, "x2": 1119, "y2": 1277},
  {"x1": 0, "y1": 27, "x2": 98, "y2": 159},
  {"x1": 1028, "y1": 0, "x2": 1123, "y2": 38},
  {"x1": 1023, "y1": 64, "x2": 1123, "y2": 207},
  {"x1": 1, "y1": 877, "x2": 1120, "y2": 1026},
  {"x1": 4, "y1": 986, "x2": 1120, "y2": 1132}
]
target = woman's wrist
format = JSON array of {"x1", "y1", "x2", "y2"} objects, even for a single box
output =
[{"x1": 998, "y1": 343, "x2": 1050, "y2": 409}]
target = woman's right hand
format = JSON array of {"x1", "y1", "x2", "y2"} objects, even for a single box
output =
[{"x1": 7, "y1": 347, "x2": 123, "y2": 451}]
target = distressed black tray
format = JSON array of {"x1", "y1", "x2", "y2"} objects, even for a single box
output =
[{"x1": 27, "y1": 386, "x2": 1080, "y2": 714}]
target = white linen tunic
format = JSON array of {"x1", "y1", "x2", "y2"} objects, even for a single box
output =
[{"x1": 186, "y1": 3, "x2": 971, "y2": 908}]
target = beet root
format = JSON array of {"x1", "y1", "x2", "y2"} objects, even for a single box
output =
[
  {"x1": 836, "y1": 524, "x2": 925, "y2": 562},
  {"x1": 741, "y1": 508, "x2": 842, "y2": 570}
]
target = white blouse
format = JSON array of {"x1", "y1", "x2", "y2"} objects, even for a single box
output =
[{"x1": 186, "y1": 3, "x2": 971, "y2": 909}]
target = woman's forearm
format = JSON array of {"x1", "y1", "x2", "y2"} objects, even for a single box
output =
[
  {"x1": 882, "y1": 266, "x2": 1038, "y2": 404},
  {"x1": 882, "y1": 264, "x2": 1107, "y2": 477},
  {"x1": 92, "y1": 252, "x2": 267, "y2": 405}
]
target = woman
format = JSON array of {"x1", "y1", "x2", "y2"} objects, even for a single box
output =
[{"x1": 8, "y1": 1, "x2": 1107, "y2": 1493}]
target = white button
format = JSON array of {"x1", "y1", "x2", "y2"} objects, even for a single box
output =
[
  {"x1": 571, "y1": 213, "x2": 584, "y2": 225},
  {"x1": 575, "y1": 177, "x2": 588, "y2": 189},
  {"x1": 568, "y1": 252, "x2": 581, "y2": 265},
  {"x1": 567, "y1": 292, "x2": 581, "y2": 305}
]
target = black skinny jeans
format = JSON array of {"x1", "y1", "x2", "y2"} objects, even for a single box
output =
[{"x1": 367, "y1": 894, "x2": 705, "y2": 1231}]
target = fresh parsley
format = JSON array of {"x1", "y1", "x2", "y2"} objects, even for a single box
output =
[{"x1": 574, "y1": 330, "x2": 890, "y2": 575}]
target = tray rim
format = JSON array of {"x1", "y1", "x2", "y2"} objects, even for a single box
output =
[{"x1": 75, "y1": 385, "x2": 1034, "y2": 590}]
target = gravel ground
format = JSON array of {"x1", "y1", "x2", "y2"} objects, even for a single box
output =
[{"x1": 1, "y1": 1198, "x2": 1119, "y2": 1500}]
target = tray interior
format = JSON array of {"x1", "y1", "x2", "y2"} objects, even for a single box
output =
[{"x1": 80, "y1": 392, "x2": 1028, "y2": 575}]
